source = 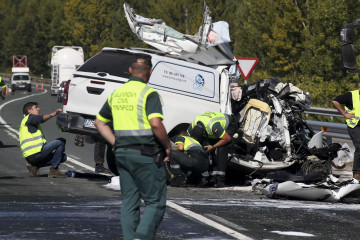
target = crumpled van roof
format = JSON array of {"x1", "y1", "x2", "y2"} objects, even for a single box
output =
[{"x1": 123, "y1": 2, "x2": 235, "y2": 66}]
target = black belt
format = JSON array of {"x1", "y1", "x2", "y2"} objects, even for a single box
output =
[
  {"x1": 120, "y1": 144, "x2": 163, "y2": 158},
  {"x1": 121, "y1": 144, "x2": 153, "y2": 150}
]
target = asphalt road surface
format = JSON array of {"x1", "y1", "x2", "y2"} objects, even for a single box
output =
[{"x1": 1, "y1": 85, "x2": 360, "y2": 240}]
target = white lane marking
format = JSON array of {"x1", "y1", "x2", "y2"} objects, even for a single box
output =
[
  {"x1": 166, "y1": 200, "x2": 254, "y2": 240},
  {"x1": 5, "y1": 130, "x2": 19, "y2": 141},
  {"x1": 271, "y1": 231, "x2": 315, "y2": 237},
  {"x1": 205, "y1": 213, "x2": 248, "y2": 231},
  {"x1": 63, "y1": 162, "x2": 77, "y2": 169},
  {"x1": 66, "y1": 156, "x2": 94, "y2": 171},
  {"x1": 0, "y1": 91, "x2": 48, "y2": 135}
]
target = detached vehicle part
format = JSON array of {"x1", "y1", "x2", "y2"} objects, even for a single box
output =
[{"x1": 229, "y1": 77, "x2": 343, "y2": 177}]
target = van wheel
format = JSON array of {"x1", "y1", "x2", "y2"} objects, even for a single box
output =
[
  {"x1": 106, "y1": 144, "x2": 119, "y2": 176},
  {"x1": 28, "y1": 85, "x2": 32, "y2": 92}
]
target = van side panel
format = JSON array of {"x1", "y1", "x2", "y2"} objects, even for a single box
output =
[
  {"x1": 149, "y1": 61, "x2": 219, "y2": 102},
  {"x1": 148, "y1": 58, "x2": 220, "y2": 132},
  {"x1": 157, "y1": 89, "x2": 220, "y2": 132}
]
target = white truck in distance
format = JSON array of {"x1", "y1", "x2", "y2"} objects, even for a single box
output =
[
  {"x1": 11, "y1": 67, "x2": 31, "y2": 93},
  {"x1": 50, "y1": 46, "x2": 84, "y2": 95}
]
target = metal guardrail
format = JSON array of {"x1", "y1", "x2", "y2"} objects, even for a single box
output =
[
  {"x1": 305, "y1": 107, "x2": 350, "y2": 140},
  {"x1": 306, "y1": 120, "x2": 350, "y2": 140},
  {"x1": 305, "y1": 107, "x2": 343, "y2": 118}
]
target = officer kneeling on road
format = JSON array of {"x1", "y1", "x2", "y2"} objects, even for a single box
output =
[
  {"x1": 95, "y1": 55, "x2": 171, "y2": 240},
  {"x1": 19, "y1": 102, "x2": 67, "y2": 178},
  {"x1": 169, "y1": 131, "x2": 209, "y2": 187},
  {"x1": 187, "y1": 111, "x2": 238, "y2": 188}
]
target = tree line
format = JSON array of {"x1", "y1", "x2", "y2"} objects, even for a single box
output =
[{"x1": 0, "y1": 0, "x2": 359, "y2": 107}]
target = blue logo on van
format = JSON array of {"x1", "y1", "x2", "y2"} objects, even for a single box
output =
[{"x1": 193, "y1": 74, "x2": 204, "y2": 91}]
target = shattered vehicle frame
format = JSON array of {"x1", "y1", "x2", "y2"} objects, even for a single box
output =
[
  {"x1": 123, "y1": 2, "x2": 346, "y2": 180},
  {"x1": 228, "y1": 77, "x2": 344, "y2": 178}
]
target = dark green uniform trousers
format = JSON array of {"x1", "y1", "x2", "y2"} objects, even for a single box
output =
[{"x1": 116, "y1": 148, "x2": 167, "y2": 240}]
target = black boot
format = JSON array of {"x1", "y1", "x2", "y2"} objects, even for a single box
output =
[
  {"x1": 170, "y1": 173, "x2": 187, "y2": 187},
  {"x1": 214, "y1": 176, "x2": 225, "y2": 188},
  {"x1": 197, "y1": 177, "x2": 210, "y2": 188}
]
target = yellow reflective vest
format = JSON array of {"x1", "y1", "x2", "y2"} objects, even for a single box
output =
[
  {"x1": 177, "y1": 136, "x2": 202, "y2": 151},
  {"x1": 19, "y1": 115, "x2": 47, "y2": 158},
  {"x1": 191, "y1": 111, "x2": 229, "y2": 139},
  {"x1": 0, "y1": 76, "x2": 6, "y2": 88},
  {"x1": 345, "y1": 90, "x2": 360, "y2": 128},
  {"x1": 108, "y1": 80, "x2": 158, "y2": 146}
]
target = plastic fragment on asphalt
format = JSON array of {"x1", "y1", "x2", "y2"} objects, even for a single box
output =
[{"x1": 103, "y1": 176, "x2": 121, "y2": 191}]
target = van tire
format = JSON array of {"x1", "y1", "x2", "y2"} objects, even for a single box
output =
[{"x1": 27, "y1": 85, "x2": 32, "y2": 92}]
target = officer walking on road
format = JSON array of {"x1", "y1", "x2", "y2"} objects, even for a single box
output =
[
  {"x1": 333, "y1": 81, "x2": 360, "y2": 181},
  {"x1": 187, "y1": 111, "x2": 238, "y2": 187},
  {"x1": 0, "y1": 75, "x2": 6, "y2": 100},
  {"x1": 19, "y1": 102, "x2": 67, "y2": 178},
  {"x1": 95, "y1": 55, "x2": 171, "y2": 240}
]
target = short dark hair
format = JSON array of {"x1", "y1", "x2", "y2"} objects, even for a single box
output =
[
  {"x1": 23, "y1": 102, "x2": 37, "y2": 115},
  {"x1": 190, "y1": 121, "x2": 206, "y2": 141},
  {"x1": 133, "y1": 53, "x2": 152, "y2": 66}
]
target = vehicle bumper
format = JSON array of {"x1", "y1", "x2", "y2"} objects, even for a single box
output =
[
  {"x1": 13, "y1": 84, "x2": 30, "y2": 90},
  {"x1": 56, "y1": 113, "x2": 99, "y2": 135}
]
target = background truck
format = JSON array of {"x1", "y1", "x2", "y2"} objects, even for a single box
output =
[
  {"x1": 50, "y1": 46, "x2": 84, "y2": 95},
  {"x1": 11, "y1": 55, "x2": 31, "y2": 93}
]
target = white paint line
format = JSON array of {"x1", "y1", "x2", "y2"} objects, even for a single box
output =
[
  {"x1": 271, "y1": 231, "x2": 315, "y2": 237},
  {"x1": 66, "y1": 157, "x2": 94, "y2": 171},
  {"x1": 205, "y1": 213, "x2": 248, "y2": 231},
  {"x1": 0, "y1": 91, "x2": 48, "y2": 135},
  {"x1": 5, "y1": 130, "x2": 19, "y2": 141},
  {"x1": 166, "y1": 200, "x2": 254, "y2": 240},
  {"x1": 62, "y1": 162, "x2": 76, "y2": 169}
]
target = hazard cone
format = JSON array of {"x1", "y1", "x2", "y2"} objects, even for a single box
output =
[
  {"x1": 41, "y1": 83, "x2": 44, "y2": 91},
  {"x1": 36, "y1": 84, "x2": 39, "y2": 91}
]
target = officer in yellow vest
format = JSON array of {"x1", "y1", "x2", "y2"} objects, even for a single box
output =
[
  {"x1": 0, "y1": 76, "x2": 6, "y2": 100},
  {"x1": 95, "y1": 56, "x2": 171, "y2": 240},
  {"x1": 333, "y1": 81, "x2": 360, "y2": 180},
  {"x1": 19, "y1": 102, "x2": 67, "y2": 178},
  {"x1": 169, "y1": 132, "x2": 209, "y2": 187},
  {"x1": 187, "y1": 111, "x2": 238, "y2": 188}
]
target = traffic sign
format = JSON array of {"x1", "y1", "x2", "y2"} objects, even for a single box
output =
[{"x1": 236, "y1": 58, "x2": 258, "y2": 80}]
